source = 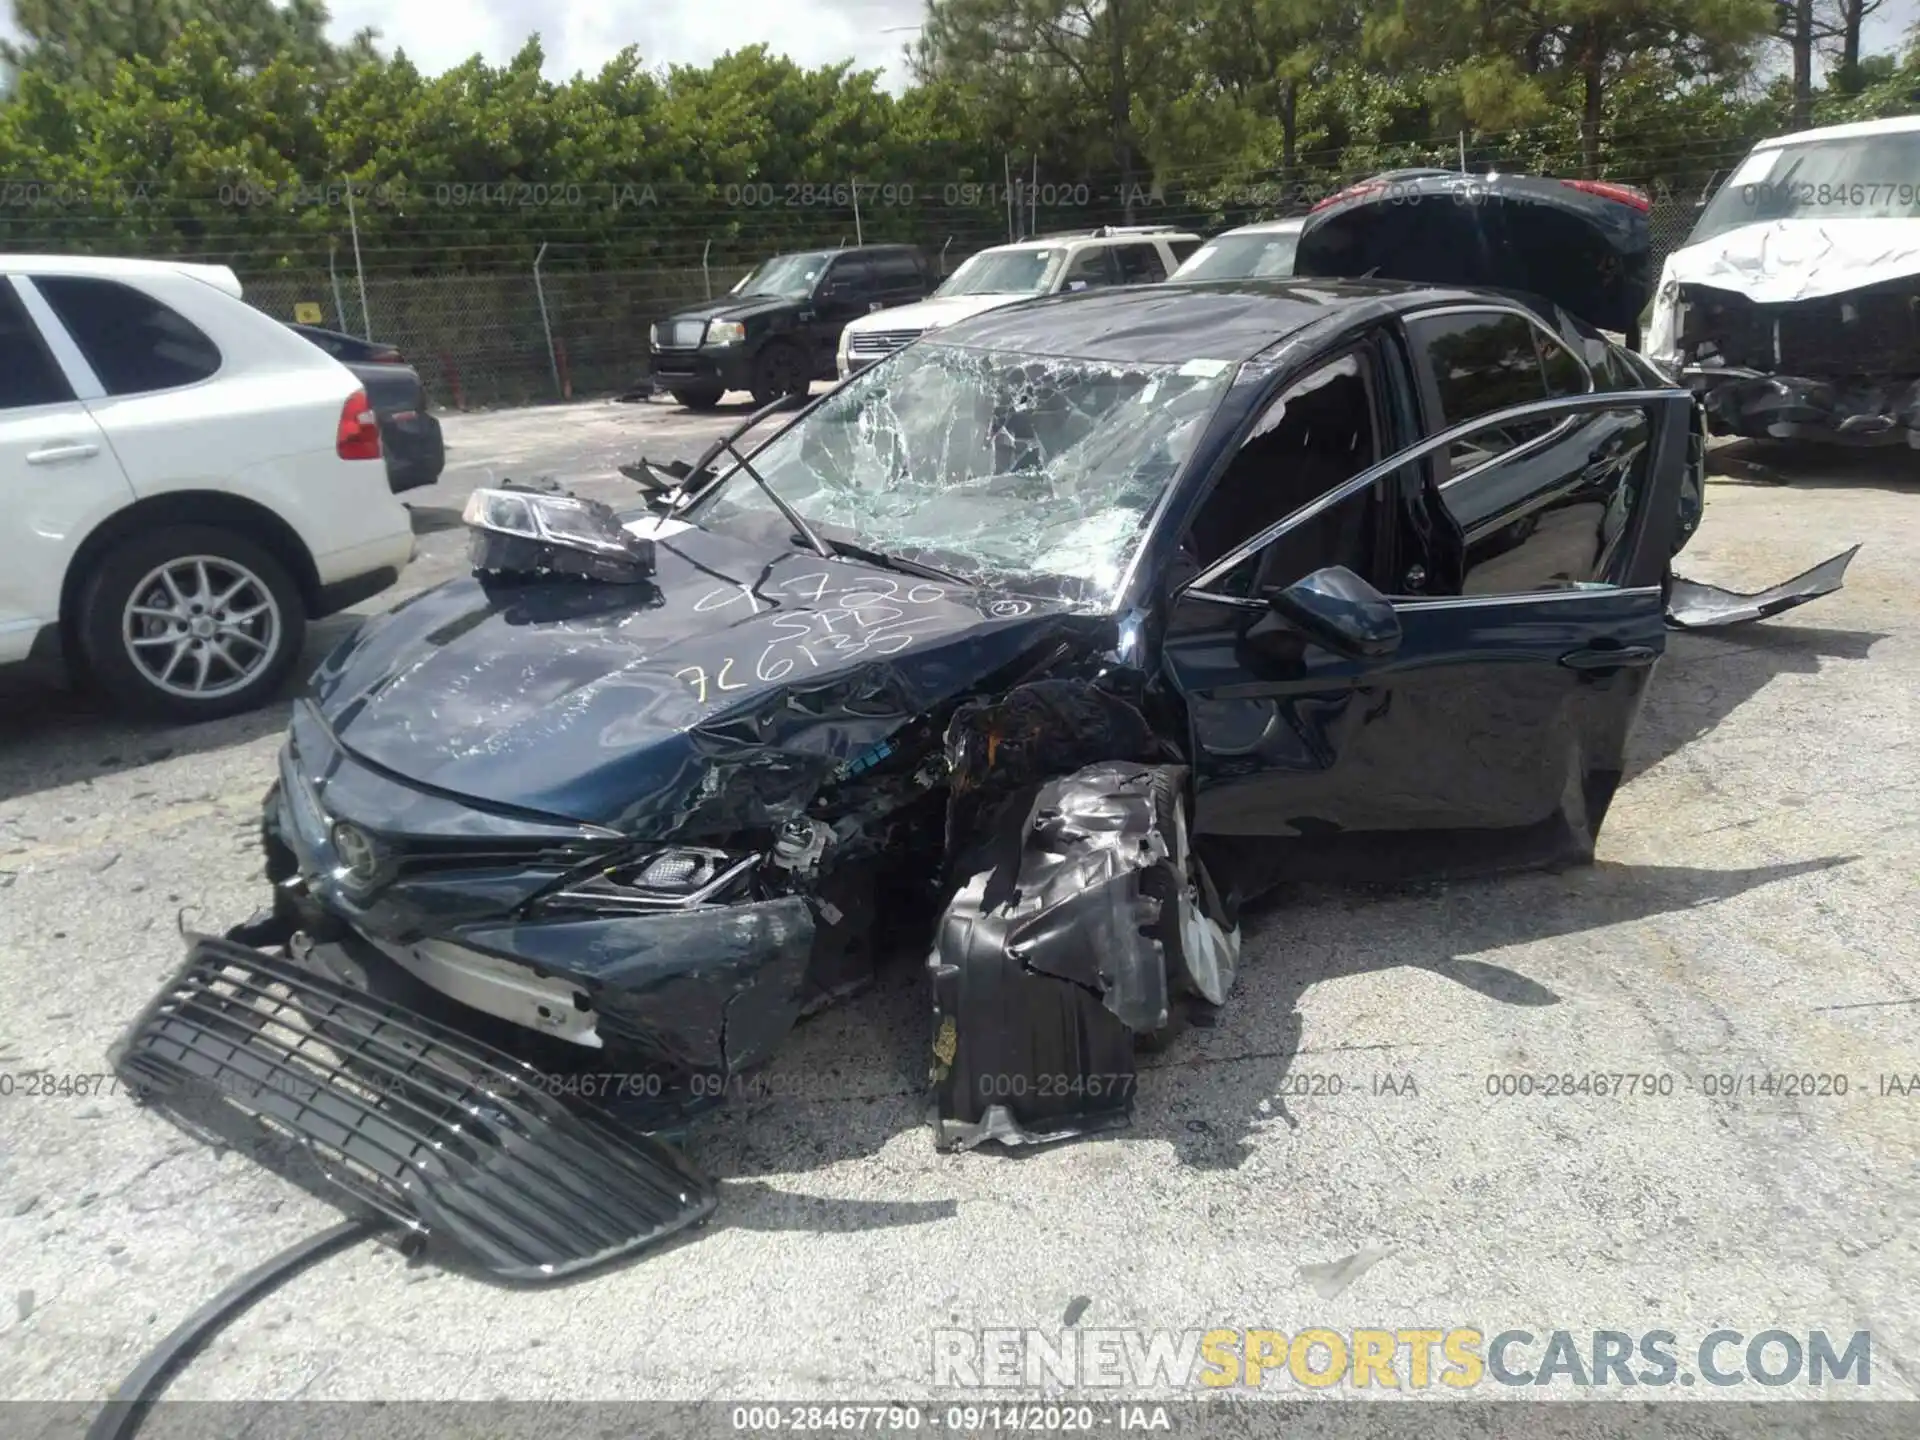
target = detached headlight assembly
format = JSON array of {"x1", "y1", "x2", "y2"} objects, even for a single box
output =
[
  {"x1": 539, "y1": 847, "x2": 757, "y2": 913},
  {"x1": 704, "y1": 320, "x2": 746, "y2": 347},
  {"x1": 463, "y1": 486, "x2": 657, "y2": 584}
]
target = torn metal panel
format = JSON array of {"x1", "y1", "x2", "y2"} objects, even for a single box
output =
[
  {"x1": 446, "y1": 897, "x2": 816, "y2": 1074},
  {"x1": 928, "y1": 762, "x2": 1238, "y2": 1151},
  {"x1": 1666, "y1": 546, "x2": 1860, "y2": 630},
  {"x1": 113, "y1": 938, "x2": 717, "y2": 1284}
]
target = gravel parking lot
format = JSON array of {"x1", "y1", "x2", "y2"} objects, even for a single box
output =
[{"x1": 1, "y1": 397, "x2": 1916, "y2": 1408}]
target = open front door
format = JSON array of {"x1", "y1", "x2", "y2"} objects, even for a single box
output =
[{"x1": 1159, "y1": 388, "x2": 1697, "y2": 888}]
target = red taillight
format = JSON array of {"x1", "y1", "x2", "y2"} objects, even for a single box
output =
[
  {"x1": 1560, "y1": 178, "x2": 1651, "y2": 211},
  {"x1": 336, "y1": 389, "x2": 382, "y2": 460}
]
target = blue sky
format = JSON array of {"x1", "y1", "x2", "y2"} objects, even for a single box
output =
[{"x1": 2, "y1": 0, "x2": 1915, "y2": 96}]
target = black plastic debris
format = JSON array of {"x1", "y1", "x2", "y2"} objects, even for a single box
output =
[{"x1": 111, "y1": 938, "x2": 717, "y2": 1283}]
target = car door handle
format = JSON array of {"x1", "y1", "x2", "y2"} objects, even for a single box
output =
[
  {"x1": 26, "y1": 442, "x2": 101, "y2": 464},
  {"x1": 1560, "y1": 644, "x2": 1658, "y2": 671}
]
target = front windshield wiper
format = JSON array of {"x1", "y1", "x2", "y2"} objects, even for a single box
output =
[
  {"x1": 665, "y1": 402, "x2": 832, "y2": 558},
  {"x1": 824, "y1": 538, "x2": 967, "y2": 585}
]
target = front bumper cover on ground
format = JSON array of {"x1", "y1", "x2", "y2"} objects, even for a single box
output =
[{"x1": 111, "y1": 937, "x2": 717, "y2": 1283}]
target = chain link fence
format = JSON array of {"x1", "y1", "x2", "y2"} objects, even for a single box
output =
[
  {"x1": 245, "y1": 263, "x2": 757, "y2": 410},
  {"x1": 228, "y1": 182, "x2": 1713, "y2": 412}
]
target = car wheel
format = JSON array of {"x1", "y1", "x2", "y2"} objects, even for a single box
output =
[
  {"x1": 749, "y1": 343, "x2": 808, "y2": 407},
  {"x1": 76, "y1": 525, "x2": 306, "y2": 722},
  {"x1": 1135, "y1": 769, "x2": 1239, "y2": 1051},
  {"x1": 670, "y1": 384, "x2": 725, "y2": 411}
]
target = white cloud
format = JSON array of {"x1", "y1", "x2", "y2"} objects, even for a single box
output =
[
  {"x1": 323, "y1": 0, "x2": 925, "y2": 89},
  {"x1": 0, "y1": 0, "x2": 927, "y2": 88}
]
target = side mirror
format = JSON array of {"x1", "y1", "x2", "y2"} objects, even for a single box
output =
[{"x1": 1266, "y1": 566, "x2": 1401, "y2": 658}]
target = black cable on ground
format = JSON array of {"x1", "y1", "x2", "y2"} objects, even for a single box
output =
[{"x1": 85, "y1": 1218, "x2": 390, "y2": 1440}]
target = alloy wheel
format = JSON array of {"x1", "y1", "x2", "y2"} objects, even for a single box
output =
[{"x1": 121, "y1": 555, "x2": 284, "y2": 700}]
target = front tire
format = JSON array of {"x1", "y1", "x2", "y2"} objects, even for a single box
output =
[
  {"x1": 670, "y1": 383, "x2": 725, "y2": 411},
  {"x1": 75, "y1": 525, "x2": 306, "y2": 722},
  {"x1": 749, "y1": 343, "x2": 809, "y2": 408}
]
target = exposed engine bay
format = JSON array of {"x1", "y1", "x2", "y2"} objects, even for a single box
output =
[{"x1": 1672, "y1": 277, "x2": 1920, "y2": 445}]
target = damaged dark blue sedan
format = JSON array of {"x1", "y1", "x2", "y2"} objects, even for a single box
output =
[{"x1": 113, "y1": 175, "x2": 1857, "y2": 1281}]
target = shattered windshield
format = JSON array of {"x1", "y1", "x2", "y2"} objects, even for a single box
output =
[
  {"x1": 687, "y1": 340, "x2": 1234, "y2": 606},
  {"x1": 1173, "y1": 231, "x2": 1300, "y2": 280},
  {"x1": 1690, "y1": 131, "x2": 1920, "y2": 244},
  {"x1": 735, "y1": 251, "x2": 833, "y2": 299},
  {"x1": 935, "y1": 248, "x2": 1059, "y2": 296}
]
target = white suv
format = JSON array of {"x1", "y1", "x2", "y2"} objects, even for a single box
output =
[
  {"x1": 0, "y1": 255, "x2": 416, "y2": 720},
  {"x1": 837, "y1": 226, "x2": 1200, "y2": 377}
]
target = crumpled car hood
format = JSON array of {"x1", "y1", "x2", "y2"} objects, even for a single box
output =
[
  {"x1": 311, "y1": 520, "x2": 1081, "y2": 836},
  {"x1": 1656, "y1": 218, "x2": 1920, "y2": 307}
]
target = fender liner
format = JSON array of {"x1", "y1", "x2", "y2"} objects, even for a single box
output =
[{"x1": 927, "y1": 761, "x2": 1237, "y2": 1151}]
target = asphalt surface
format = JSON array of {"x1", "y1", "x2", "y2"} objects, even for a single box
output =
[{"x1": 0, "y1": 397, "x2": 1916, "y2": 1409}]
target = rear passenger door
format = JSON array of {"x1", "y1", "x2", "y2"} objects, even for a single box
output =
[
  {"x1": 0, "y1": 274, "x2": 133, "y2": 662},
  {"x1": 23, "y1": 273, "x2": 231, "y2": 502},
  {"x1": 1401, "y1": 304, "x2": 1650, "y2": 594}
]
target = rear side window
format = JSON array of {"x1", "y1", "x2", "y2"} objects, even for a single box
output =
[
  {"x1": 1060, "y1": 249, "x2": 1113, "y2": 291},
  {"x1": 0, "y1": 282, "x2": 75, "y2": 409},
  {"x1": 34, "y1": 276, "x2": 221, "y2": 395},
  {"x1": 826, "y1": 257, "x2": 876, "y2": 295},
  {"x1": 1407, "y1": 309, "x2": 1558, "y2": 476},
  {"x1": 1113, "y1": 243, "x2": 1168, "y2": 283},
  {"x1": 1536, "y1": 329, "x2": 1591, "y2": 397},
  {"x1": 871, "y1": 251, "x2": 924, "y2": 287},
  {"x1": 1169, "y1": 238, "x2": 1202, "y2": 263}
]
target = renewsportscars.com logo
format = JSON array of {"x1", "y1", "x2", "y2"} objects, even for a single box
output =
[{"x1": 931, "y1": 1327, "x2": 1873, "y2": 1391}]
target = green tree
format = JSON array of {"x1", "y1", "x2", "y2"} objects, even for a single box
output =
[
  {"x1": 913, "y1": 0, "x2": 1193, "y2": 214},
  {"x1": 1367, "y1": 0, "x2": 1774, "y2": 176},
  {"x1": 3, "y1": 0, "x2": 379, "y2": 88}
]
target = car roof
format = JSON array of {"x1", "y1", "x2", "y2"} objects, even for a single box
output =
[
  {"x1": 0, "y1": 253, "x2": 244, "y2": 297},
  {"x1": 929, "y1": 275, "x2": 1504, "y2": 365},
  {"x1": 1209, "y1": 217, "x2": 1306, "y2": 237},
  {"x1": 1756, "y1": 113, "x2": 1920, "y2": 149},
  {"x1": 968, "y1": 231, "x2": 1201, "y2": 257}
]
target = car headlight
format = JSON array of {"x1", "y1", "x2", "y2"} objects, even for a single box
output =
[
  {"x1": 649, "y1": 322, "x2": 662, "y2": 349},
  {"x1": 539, "y1": 847, "x2": 756, "y2": 913},
  {"x1": 463, "y1": 486, "x2": 656, "y2": 584},
  {"x1": 704, "y1": 320, "x2": 746, "y2": 347}
]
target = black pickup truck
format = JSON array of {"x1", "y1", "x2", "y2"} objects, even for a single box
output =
[{"x1": 648, "y1": 244, "x2": 932, "y2": 409}]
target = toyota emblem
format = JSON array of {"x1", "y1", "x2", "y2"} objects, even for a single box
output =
[{"x1": 330, "y1": 822, "x2": 379, "y2": 885}]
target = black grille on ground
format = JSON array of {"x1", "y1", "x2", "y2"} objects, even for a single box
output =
[{"x1": 111, "y1": 937, "x2": 717, "y2": 1282}]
